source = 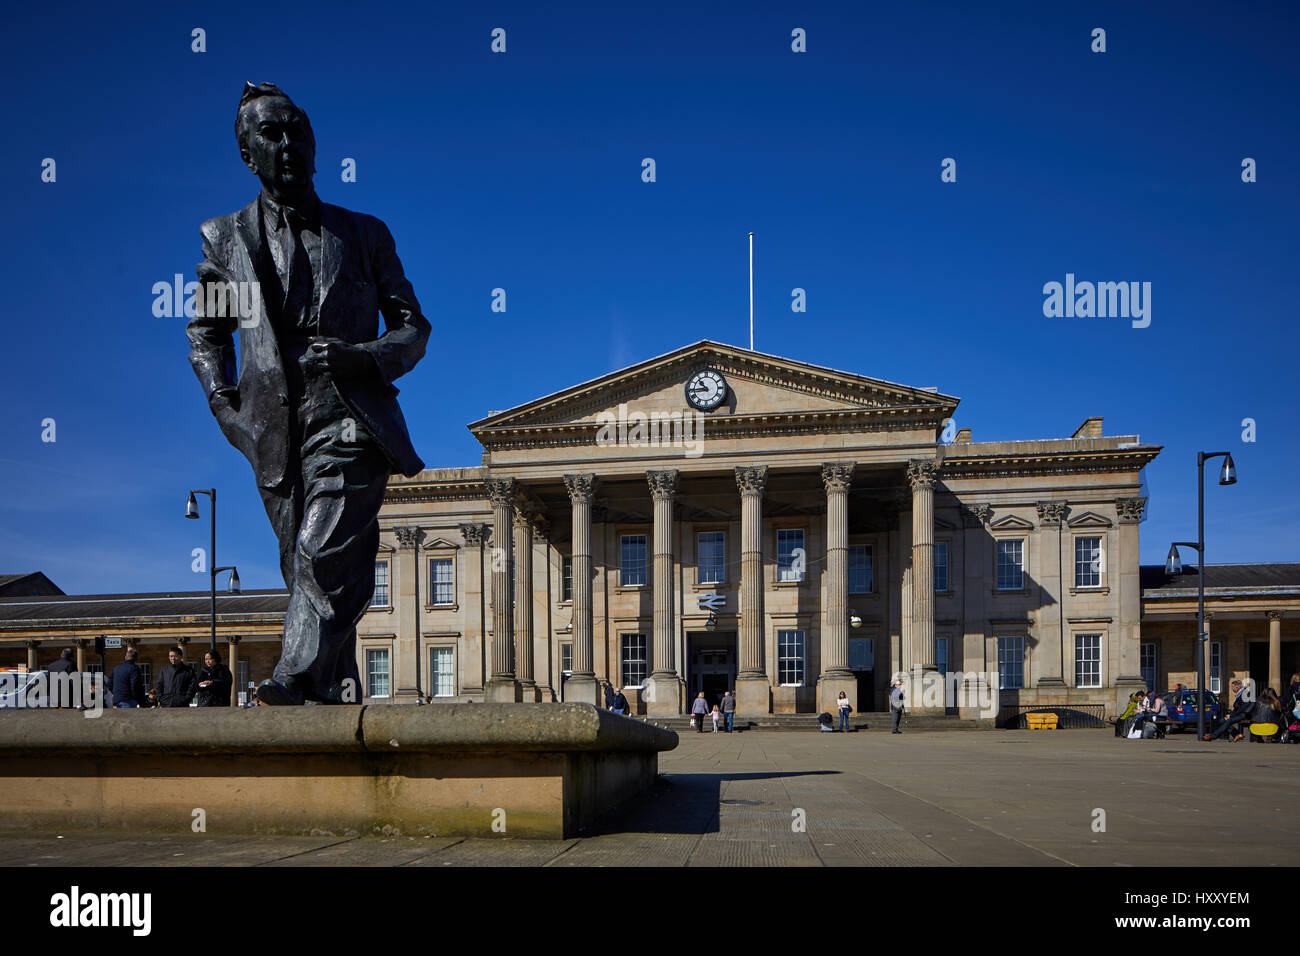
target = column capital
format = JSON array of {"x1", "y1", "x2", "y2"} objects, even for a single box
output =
[
  {"x1": 512, "y1": 502, "x2": 537, "y2": 529},
  {"x1": 821, "y1": 462, "x2": 855, "y2": 494},
  {"x1": 1266, "y1": 610, "x2": 1284, "y2": 622},
  {"x1": 1116, "y1": 496, "x2": 1147, "y2": 523},
  {"x1": 646, "y1": 469, "x2": 680, "y2": 500},
  {"x1": 563, "y1": 473, "x2": 597, "y2": 503},
  {"x1": 906, "y1": 459, "x2": 941, "y2": 492},
  {"x1": 227, "y1": 635, "x2": 242, "y2": 646},
  {"x1": 74, "y1": 638, "x2": 89, "y2": 648},
  {"x1": 1202, "y1": 610, "x2": 1215, "y2": 622},
  {"x1": 961, "y1": 503, "x2": 992, "y2": 527},
  {"x1": 1036, "y1": 500, "x2": 1068, "y2": 526},
  {"x1": 460, "y1": 521, "x2": 491, "y2": 546},
  {"x1": 485, "y1": 477, "x2": 517, "y2": 507},
  {"x1": 24, "y1": 639, "x2": 40, "y2": 649},
  {"x1": 735, "y1": 464, "x2": 768, "y2": 496},
  {"x1": 394, "y1": 526, "x2": 423, "y2": 549},
  {"x1": 531, "y1": 515, "x2": 550, "y2": 541}
]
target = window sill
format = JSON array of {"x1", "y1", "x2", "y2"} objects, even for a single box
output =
[
  {"x1": 994, "y1": 588, "x2": 1029, "y2": 596},
  {"x1": 773, "y1": 579, "x2": 807, "y2": 589},
  {"x1": 614, "y1": 585, "x2": 648, "y2": 593},
  {"x1": 367, "y1": 605, "x2": 394, "y2": 614},
  {"x1": 423, "y1": 603, "x2": 460, "y2": 612},
  {"x1": 1069, "y1": 586, "x2": 1110, "y2": 596},
  {"x1": 692, "y1": 582, "x2": 728, "y2": 591}
]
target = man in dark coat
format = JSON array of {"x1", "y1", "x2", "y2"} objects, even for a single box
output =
[
  {"x1": 154, "y1": 646, "x2": 197, "y2": 708},
  {"x1": 196, "y1": 649, "x2": 233, "y2": 707},
  {"x1": 186, "y1": 83, "x2": 429, "y2": 706},
  {"x1": 47, "y1": 648, "x2": 76, "y2": 675},
  {"x1": 109, "y1": 647, "x2": 146, "y2": 708}
]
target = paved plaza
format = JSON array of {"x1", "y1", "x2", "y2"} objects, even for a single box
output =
[{"x1": 2, "y1": 729, "x2": 1296, "y2": 867}]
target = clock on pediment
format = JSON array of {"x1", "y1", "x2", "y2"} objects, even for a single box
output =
[{"x1": 685, "y1": 367, "x2": 728, "y2": 411}]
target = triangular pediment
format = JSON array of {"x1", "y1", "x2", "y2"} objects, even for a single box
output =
[
  {"x1": 990, "y1": 514, "x2": 1034, "y2": 531},
  {"x1": 421, "y1": 536, "x2": 461, "y2": 550},
  {"x1": 1067, "y1": 511, "x2": 1113, "y2": 529},
  {"x1": 469, "y1": 341, "x2": 958, "y2": 435}
]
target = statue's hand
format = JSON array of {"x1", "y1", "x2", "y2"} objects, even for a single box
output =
[
  {"x1": 209, "y1": 386, "x2": 240, "y2": 417},
  {"x1": 302, "y1": 338, "x2": 374, "y2": 379}
]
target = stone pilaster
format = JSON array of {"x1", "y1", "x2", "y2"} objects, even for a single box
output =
[
  {"x1": 484, "y1": 478, "x2": 519, "y2": 702},
  {"x1": 1267, "y1": 611, "x2": 1283, "y2": 695},
  {"x1": 735, "y1": 465, "x2": 770, "y2": 716},
  {"x1": 563, "y1": 473, "x2": 600, "y2": 705},
  {"x1": 75, "y1": 639, "x2": 87, "y2": 673},
  {"x1": 513, "y1": 503, "x2": 539, "y2": 701},
  {"x1": 818, "y1": 462, "x2": 857, "y2": 713},
  {"x1": 907, "y1": 461, "x2": 939, "y2": 678},
  {"x1": 1034, "y1": 500, "x2": 1069, "y2": 691},
  {"x1": 459, "y1": 521, "x2": 490, "y2": 697},
  {"x1": 531, "y1": 518, "x2": 557, "y2": 702},
  {"x1": 647, "y1": 469, "x2": 683, "y2": 716},
  {"x1": 1114, "y1": 497, "x2": 1148, "y2": 708},
  {"x1": 959, "y1": 503, "x2": 992, "y2": 717},
  {"x1": 393, "y1": 526, "x2": 423, "y2": 699}
]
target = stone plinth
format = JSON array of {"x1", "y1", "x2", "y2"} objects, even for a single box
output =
[{"x1": 0, "y1": 704, "x2": 676, "y2": 840}]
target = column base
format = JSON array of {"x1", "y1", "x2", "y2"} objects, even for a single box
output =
[
  {"x1": 956, "y1": 674, "x2": 997, "y2": 719},
  {"x1": 817, "y1": 674, "x2": 857, "y2": 716},
  {"x1": 647, "y1": 674, "x2": 684, "y2": 717},
  {"x1": 905, "y1": 666, "x2": 946, "y2": 716},
  {"x1": 735, "y1": 675, "x2": 771, "y2": 717},
  {"x1": 517, "y1": 680, "x2": 542, "y2": 702},
  {"x1": 484, "y1": 678, "x2": 521, "y2": 703},
  {"x1": 561, "y1": 674, "x2": 601, "y2": 706}
]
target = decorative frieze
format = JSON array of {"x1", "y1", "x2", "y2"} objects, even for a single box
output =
[
  {"x1": 1116, "y1": 497, "x2": 1147, "y2": 523},
  {"x1": 1036, "y1": 501, "x2": 1068, "y2": 526}
]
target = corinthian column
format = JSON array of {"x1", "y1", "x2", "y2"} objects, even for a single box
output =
[
  {"x1": 907, "y1": 460, "x2": 940, "y2": 680},
  {"x1": 647, "y1": 469, "x2": 683, "y2": 716},
  {"x1": 563, "y1": 473, "x2": 600, "y2": 704},
  {"x1": 819, "y1": 462, "x2": 857, "y2": 714},
  {"x1": 485, "y1": 477, "x2": 519, "y2": 702},
  {"x1": 735, "y1": 465, "x2": 770, "y2": 716},
  {"x1": 513, "y1": 502, "x2": 538, "y2": 701}
]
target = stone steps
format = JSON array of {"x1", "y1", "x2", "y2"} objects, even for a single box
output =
[{"x1": 641, "y1": 714, "x2": 990, "y2": 732}]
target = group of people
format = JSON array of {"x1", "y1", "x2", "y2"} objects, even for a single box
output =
[
  {"x1": 41, "y1": 645, "x2": 235, "y2": 708},
  {"x1": 1204, "y1": 674, "x2": 1299, "y2": 742},
  {"x1": 687, "y1": 690, "x2": 738, "y2": 732}
]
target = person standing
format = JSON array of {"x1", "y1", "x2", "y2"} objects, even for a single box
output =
[
  {"x1": 46, "y1": 648, "x2": 77, "y2": 708},
  {"x1": 837, "y1": 690, "x2": 852, "y2": 732},
  {"x1": 603, "y1": 681, "x2": 616, "y2": 709},
  {"x1": 721, "y1": 689, "x2": 736, "y2": 732},
  {"x1": 109, "y1": 647, "x2": 146, "y2": 708},
  {"x1": 889, "y1": 678, "x2": 905, "y2": 734},
  {"x1": 690, "y1": 691, "x2": 709, "y2": 733},
  {"x1": 196, "y1": 649, "x2": 233, "y2": 707},
  {"x1": 154, "y1": 646, "x2": 197, "y2": 708},
  {"x1": 710, "y1": 704, "x2": 721, "y2": 733}
]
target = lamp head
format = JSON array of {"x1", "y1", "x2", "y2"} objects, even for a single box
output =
[
  {"x1": 1218, "y1": 453, "x2": 1236, "y2": 486},
  {"x1": 228, "y1": 568, "x2": 241, "y2": 594},
  {"x1": 1165, "y1": 544, "x2": 1182, "y2": 576},
  {"x1": 185, "y1": 492, "x2": 199, "y2": 519}
]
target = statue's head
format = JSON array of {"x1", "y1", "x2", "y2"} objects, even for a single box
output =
[{"x1": 235, "y1": 82, "x2": 316, "y2": 203}]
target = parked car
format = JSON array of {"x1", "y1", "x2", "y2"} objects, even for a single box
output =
[{"x1": 1160, "y1": 689, "x2": 1222, "y2": 732}]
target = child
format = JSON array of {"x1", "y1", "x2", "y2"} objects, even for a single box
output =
[{"x1": 711, "y1": 704, "x2": 721, "y2": 733}]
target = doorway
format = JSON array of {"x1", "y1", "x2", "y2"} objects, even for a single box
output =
[{"x1": 687, "y1": 631, "x2": 736, "y2": 712}]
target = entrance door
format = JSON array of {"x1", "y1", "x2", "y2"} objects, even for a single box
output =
[
  {"x1": 849, "y1": 636, "x2": 875, "y2": 711},
  {"x1": 688, "y1": 631, "x2": 736, "y2": 712}
]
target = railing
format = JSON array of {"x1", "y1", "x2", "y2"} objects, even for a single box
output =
[{"x1": 998, "y1": 703, "x2": 1107, "y2": 730}]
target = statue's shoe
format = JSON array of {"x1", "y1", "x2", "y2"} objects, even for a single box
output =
[{"x1": 255, "y1": 678, "x2": 304, "y2": 706}]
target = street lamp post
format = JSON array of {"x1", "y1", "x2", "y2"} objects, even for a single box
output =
[
  {"x1": 1165, "y1": 451, "x2": 1236, "y2": 740},
  {"x1": 186, "y1": 489, "x2": 241, "y2": 656}
]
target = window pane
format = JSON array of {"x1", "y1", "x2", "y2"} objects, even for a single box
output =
[
  {"x1": 620, "y1": 535, "x2": 647, "y2": 587},
  {"x1": 1074, "y1": 536, "x2": 1102, "y2": 588},
  {"x1": 777, "y1": 529, "x2": 805, "y2": 583},
  {"x1": 996, "y1": 540, "x2": 1024, "y2": 590},
  {"x1": 997, "y1": 637, "x2": 1024, "y2": 690},
  {"x1": 1139, "y1": 643, "x2": 1156, "y2": 691},
  {"x1": 562, "y1": 555, "x2": 573, "y2": 602},
  {"x1": 366, "y1": 648, "x2": 390, "y2": 698},
  {"x1": 620, "y1": 633, "x2": 648, "y2": 688},
  {"x1": 431, "y1": 646, "x2": 454, "y2": 697},
  {"x1": 1074, "y1": 633, "x2": 1101, "y2": 688},
  {"x1": 777, "y1": 629, "x2": 805, "y2": 685},
  {"x1": 429, "y1": 557, "x2": 455, "y2": 604},
  {"x1": 849, "y1": 545, "x2": 873, "y2": 594},
  {"x1": 1209, "y1": 642, "x2": 1222, "y2": 694},
  {"x1": 934, "y1": 541, "x2": 949, "y2": 593},
  {"x1": 560, "y1": 642, "x2": 573, "y2": 674},
  {"x1": 935, "y1": 637, "x2": 948, "y2": 676},
  {"x1": 697, "y1": 532, "x2": 725, "y2": 585},
  {"x1": 371, "y1": 560, "x2": 389, "y2": 607}
]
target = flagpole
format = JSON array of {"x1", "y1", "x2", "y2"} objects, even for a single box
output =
[{"x1": 748, "y1": 232, "x2": 754, "y2": 351}]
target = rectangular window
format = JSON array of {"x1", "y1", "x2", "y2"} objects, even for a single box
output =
[
  {"x1": 366, "y1": 648, "x2": 390, "y2": 698},
  {"x1": 620, "y1": 534, "x2": 647, "y2": 587},
  {"x1": 697, "y1": 531, "x2": 725, "y2": 585},
  {"x1": 934, "y1": 541, "x2": 949, "y2": 593},
  {"x1": 620, "y1": 633, "x2": 648, "y2": 688},
  {"x1": 560, "y1": 642, "x2": 573, "y2": 675},
  {"x1": 777, "y1": 529, "x2": 805, "y2": 583},
  {"x1": 561, "y1": 555, "x2": 573, "y2": 602},
  {"x1": 777, "y1": 629, "x2": 805, "y2": 685},
  {"x1": 138, "y1": 662, "x2": 153, "y2": 689},
  {"x1": 1139, "y1": 643, "x2": 1156, "y2": 692},
  {"x1": 430, "y1": 646, "x2": 454, "y2": 697},
  {"x1": 996, "y1": 540, "x2": 1024, "y2": 591},
  {"x1": 371, "y1": 560, "x2": 390, "y2": 607},
  {"x1": 1209, "y1": 641, "x2": 1222, "y2": 695},
  {"x1": 997, "y1": 636, "x2": 1024, "y2": 690},
  {"x1": 848, "y1": 545, "x2": 873, "y2": 594},
  {"x1": 1074, "y1": 536, "x2": 1102, "y2": 588},
  {"x1": 1075, "y1": 633, "x2": 1101, "y2": 688},
  {"x1": 848, "y1": 637, "x2": 874, "y2": 670},
  {"x1": 429, "y1": 557, "x2": 455, "y2": 605},
  {"x1": 935, "y1": 637, "x2": 948, "y2": 677}
]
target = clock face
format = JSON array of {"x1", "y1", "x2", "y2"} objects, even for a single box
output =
[{"x1": 685, "y1": 368, "x2": 728, "y2": 410}]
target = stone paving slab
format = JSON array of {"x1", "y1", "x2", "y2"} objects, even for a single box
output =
[{"x1": 0, "y1": 730, "x2": 1294, "y2": 866}]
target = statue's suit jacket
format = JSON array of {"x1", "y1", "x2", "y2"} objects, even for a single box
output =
[{"x1": 187, "y1": 197, "x2": 430, "y2": 487}]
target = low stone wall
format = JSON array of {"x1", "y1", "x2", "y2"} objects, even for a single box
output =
[{"x1": 0, "y1": 704, "x2": 676, "y2": 839}]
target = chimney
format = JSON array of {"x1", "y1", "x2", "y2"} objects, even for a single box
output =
[
  {"x1": 955, "y1": 428, "x2": 972, "y2": 444},
  {"x1": 1072, "y1": 417, "x2": 1103, "y2": 439}
]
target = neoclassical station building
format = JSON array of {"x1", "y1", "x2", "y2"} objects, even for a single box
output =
[
  {"x1": 361, "y1": 341, "x2": 1162, "y2": 718},
  {"x1": 5, "y1": 342, "x2": 1296, "y2": 716}
]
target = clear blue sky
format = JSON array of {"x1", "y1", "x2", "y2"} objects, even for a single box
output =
[{"x1": 1, "y1": 0, "x2": 1296, "y2": 595}]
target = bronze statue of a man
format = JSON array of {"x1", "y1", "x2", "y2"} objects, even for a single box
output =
[{"x1": 187, "y1": 83, "x2": 429, "y2": 705}]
